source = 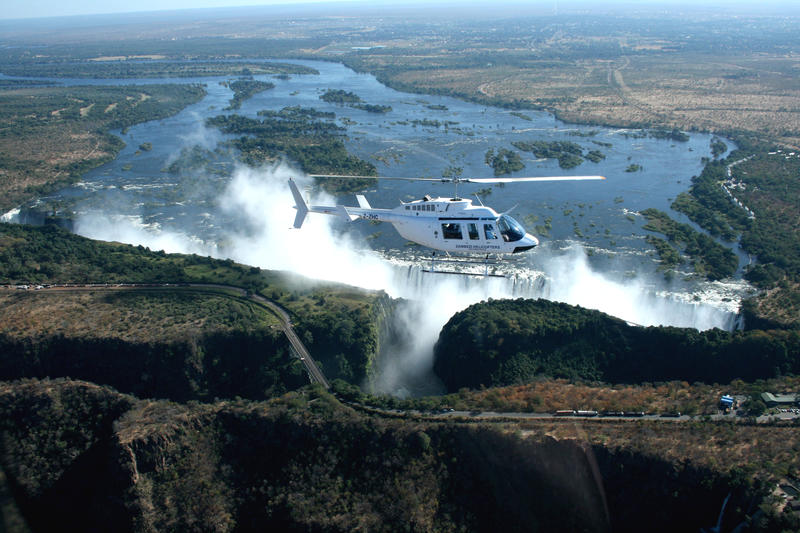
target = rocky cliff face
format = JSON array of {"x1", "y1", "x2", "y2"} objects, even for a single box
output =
[
  {"x1": 0, "y1": 379, "x2": 760, "y2": 532},
  {"x1": 433, "y1": 298, "x2": 800, "y2": 391},
  {"x1": 0, "y1": 329, "x2": 305, "y2": 403}
]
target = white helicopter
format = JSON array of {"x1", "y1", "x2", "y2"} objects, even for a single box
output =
[{"x1": 289, "y1": 174, "x2": 605, "y2": 274}]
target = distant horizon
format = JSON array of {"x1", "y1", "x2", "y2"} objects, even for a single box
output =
[{"x1": 2, "y1": 0, "x2": 796, "y2": 23}]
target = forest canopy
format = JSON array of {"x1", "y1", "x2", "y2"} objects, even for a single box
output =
[{"x1": 433, "y1": 298, "x2": 800, "y2": 391}]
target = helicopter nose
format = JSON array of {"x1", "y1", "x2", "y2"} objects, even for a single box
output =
[{"x1": 512, "y1": 233, "x2": 539, "y2": 253}]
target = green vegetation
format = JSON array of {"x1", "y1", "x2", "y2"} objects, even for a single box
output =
[
  {"x1": 625, "y1": 163, "x2": 643, "y2": 172},
  {"x1": 0, "y1": 61, "x2": 317, "y2": 79},
  {"x1": 353, "y1": 103, "x2": 392, "y2": 113},
  {"x1": 257, "y1": 106, "x2": 335, "y2": 120},
  {"x1": 512, "y1": 140, "x2": 587, "y2": 169},
  {"x1": 645, "y1": 235, "x2": 683, "y2": 271},
  {"x1": 733, "y1": 154, "x2": 800, "y2": 324},
  {"x1": 206, "y1": 108, "x2": 376, "y2": 193},
  {"x1": 320, "y1": 89, "x2": 362, "y2": 104},
  {"x1": 165, "y1": 144, "x2": 232, "y2": 175},
  {"x1": 0, "y1": 223, "x2": 384, "y2": 383},
  {"x1": 0, "y1": 223, "x2": 254, "y2": 287},
  {"x1": 0, "y1": 292, "x2": 305, "y2": 402},
  {"x1": 641, "y1": 208, "x2": 738, "y2": 280},
  {"x1": 484, "y1": 148, "x2": 524, "y2": 176},
  {"x1": 433, "y1": 298, "x2": 800, "y2": 391},
  {"x1": 585, "y1": 150, "x2": 606, "y2": 163},
  {"x1": 711, "y1": 138, "x2": 727, "y2": 158},
  {"x1": 670, "y1": 159, "x2": 747, "y2": 242},
  {"x1": 410, "y1": 118, "x2": 459, "y2": 128},
  {"x1": 667, "y1": 142, "x2": 800, "y2": 327},
  {"x1": 0, "y1": 84, "x2": 206, "y2": 212},
  {"x1": 345, "y1": 375, "x2": 800, "y2": 419},
  {"x1": 138, "y1": 142, "x2": 152, "y2": 151},
  {"x1": 649, "y1": 129, "x2": 690, "y2": 142},
  {"x1": 0, "y1": 289, "x2": 281, "y2": 342},
  {"x1": 2, "y1": 378, "x2": 788, "y2": 532},
  {"x1": 1, "y1": 16, "x2": 800, "y2": 529},
  {"x1": 320, "y1": 89, "x2": 391, "y2": 113},
  {"x1": 223, "y1": 79, "x2": 275, "y2": 110},
  {"x1": 289, "y1": 291, "x2": 382, "y2": 383}
]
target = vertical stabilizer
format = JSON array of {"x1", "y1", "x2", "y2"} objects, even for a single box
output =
[{"x1": 288, "y1": 178, "x2": 309, "y2": 228}]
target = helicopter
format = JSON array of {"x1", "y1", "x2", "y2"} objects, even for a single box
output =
[{"x1": 288, "y1": 174, "x2": 605, "y2": 273}]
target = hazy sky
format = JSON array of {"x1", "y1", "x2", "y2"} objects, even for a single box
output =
[
  {"x1": 2, "y1": 0, "x2": 791, "y2": 21},
  {"x1": 3, "y1": 0, "x2": 343, "y2": 20},
  {"x1": 8, "y1": 0, "x2": 379, "y2": 21}
]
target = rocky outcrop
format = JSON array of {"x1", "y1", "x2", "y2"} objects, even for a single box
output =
[{"x1": 0, "y1": 379, "x2": 767, "y2": 532}]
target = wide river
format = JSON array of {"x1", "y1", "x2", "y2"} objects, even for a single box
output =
[{"x1": 3, "y1": 60, "x2": 754, "y2": 394}]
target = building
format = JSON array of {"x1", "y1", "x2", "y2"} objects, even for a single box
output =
[
  {"x1": 719, "y1": 395, "x2": 735, "y2": 410},
  {"x1": 760, "y1": 392, "x2": 799, "y2": 407}
]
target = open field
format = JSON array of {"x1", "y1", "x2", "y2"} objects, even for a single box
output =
[
  {"x1": 439, "y1": 377, "x2": 800, "y2": 417},
  {"x1": 0, "y1": 84, "x2": 205, "y2": 212},
  {"x1": 1, "y1": 8, "x2": 798, "y2": 212},
  {"x1": 3, "y1": 378, "x2": 799, "y2": 531},
  {"x1": 2, "y1": 8, "x2": 797, "y2": 147},
  {"x1": 372, "y1": 54, "x2": 800, "y2": 145},
  {"x1": 2, "y1": 10, "x2": 799, "y2": 529},
  {"x1": 0, "y1": 288, "x2": 281, "y2": 342},
  {"x1": 340, "y1": 39, "x2": 800, "y2": 148}
]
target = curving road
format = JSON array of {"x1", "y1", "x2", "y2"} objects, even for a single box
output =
[
  {"x1": 8, "y1": 284, "x2": 797, "y2": 424},
  {"x1": 5, "y1": 282, "x2": 330, "y2": 389}
]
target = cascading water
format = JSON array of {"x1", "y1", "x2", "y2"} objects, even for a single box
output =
[
  {"x1": 370, "y1": 244, "x2": 742, "y2": 396},
  {"x1": 65, "y1": 164, "x2": 748, "y2": 397},
  {"x1": 1, "y1": 59, "x2": 755, "y2": 397}
]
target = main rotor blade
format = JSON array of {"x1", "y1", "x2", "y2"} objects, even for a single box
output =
[
  {"x1": 463, "y1": 175, "x2": 606, "y2": 184},
  {"x1": 308, "y1": 174, "x2": 606, "y2": 183},
  {"x1": 307, "y1": 174, "x2": 421, "y2": 181}
]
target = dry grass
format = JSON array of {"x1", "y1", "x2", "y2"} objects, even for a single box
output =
[
  {"x1": 351, "y1": 51, "x2": 800, "y2": 146},
  {"x1": 0, "y1": 289, "x2": 280, "y2": 343},
  {"x1": 0, "y1": 85, "x2": 204, "y2": 211},
  {"x1": 449, "y1": 377, "x2": 800, "y2": 415},
  {"x1": 518, "y1": 418, "x2": 800, "y2": 480}
]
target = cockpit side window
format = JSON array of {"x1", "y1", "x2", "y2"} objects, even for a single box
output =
[
  {"x1": 497, "y1": 215, "x2": 526, "y2": 242},
  {"x1": 442, "y1": 223, "x2": 463, "y2": 239}
]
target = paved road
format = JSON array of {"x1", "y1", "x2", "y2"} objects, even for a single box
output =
[
  {"x1": 6, "y1": 284, "x2": 797, "y2": 422},
  {"x1": 247, "y1": 292, "x2": 329, "y2": 389},
  {"x1": 5, "y1": 282, "x2": 330, "y2": 389},
  {"x1": 364, "y1": 406, "x2": 800, "y2": 425}
]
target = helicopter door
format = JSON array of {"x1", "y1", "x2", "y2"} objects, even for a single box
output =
[{"x1": 467, "y1": 223, "x2": 480, "y2": 240}]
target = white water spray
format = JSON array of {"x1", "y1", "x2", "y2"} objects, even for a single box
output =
[{"x1": 72, "y1": 164, "x2": 742, "y2": 396}]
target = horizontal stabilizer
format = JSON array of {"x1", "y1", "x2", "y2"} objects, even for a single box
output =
[
  {"x1": 356, "y1": 194, "x2": 371, "y2": 209},
  {"x1": 337, "y1": 205, "x2": 359, "y2": 221}
]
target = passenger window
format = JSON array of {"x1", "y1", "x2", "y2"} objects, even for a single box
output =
[
  {"x1": 468, "y1": 223, "x2": 480, "y2": 240},
  {"x1": 442, "y1": 223, "x2": 463, "y2": 239},
  {"x1": 484, "y1": 224, "x2": 498, "y2": 240}
]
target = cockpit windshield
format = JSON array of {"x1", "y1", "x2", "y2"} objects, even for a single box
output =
[{"x1": 497, "y1": 214, "x2": 526, "y2": 242}]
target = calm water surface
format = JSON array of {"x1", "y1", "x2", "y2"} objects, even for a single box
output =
[{"x1": 4, "y1": 60, "x2": 752, "y2": 332}]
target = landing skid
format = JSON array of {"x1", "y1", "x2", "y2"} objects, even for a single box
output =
[{"x1": 422, "y1": 253, "x2": 507, "y2": 278}]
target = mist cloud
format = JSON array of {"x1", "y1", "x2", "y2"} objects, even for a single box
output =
[{"x1": 72, "y1": 163, "x2": 740, "y2": 396}]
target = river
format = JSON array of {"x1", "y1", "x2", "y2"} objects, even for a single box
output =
[{"x1": 1, "y1": 60, "x2": 754, "y2": 394}]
